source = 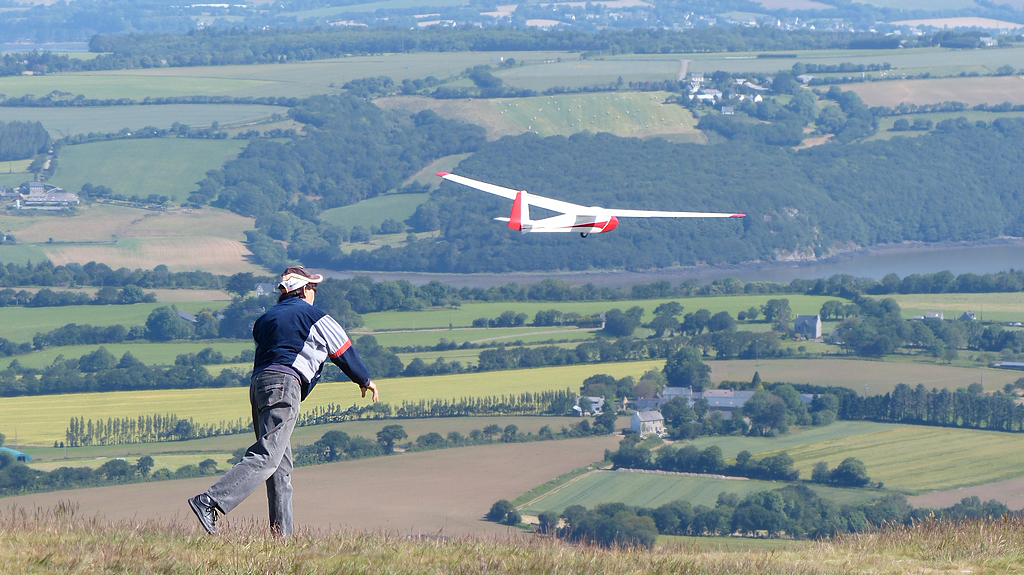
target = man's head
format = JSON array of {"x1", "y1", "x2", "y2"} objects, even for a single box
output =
[{"x1": 278, "y1": 266, "x2": 323, "y2": 303}]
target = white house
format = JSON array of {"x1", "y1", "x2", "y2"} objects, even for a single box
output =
[
  {"x1": 631, "y1": 411, "x2": 665, "y2": 436},
  {"x1": 794, "y1": 315, "x2": 822, "y2": 339}
]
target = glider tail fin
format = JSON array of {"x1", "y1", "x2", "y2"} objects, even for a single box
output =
[{"x1": 509, "y1": 190, "x2": 530, "y2": 231}]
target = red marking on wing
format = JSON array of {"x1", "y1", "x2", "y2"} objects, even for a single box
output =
[
  {"x1": 599, "y1": 216, "x2": 619, "y2": 233},
  {"x1": 729, "y1": 214, "x2": 746, "y2": 218},
  {"x1": 436, "y1": 172, "x2": 450, "y2": 177}
]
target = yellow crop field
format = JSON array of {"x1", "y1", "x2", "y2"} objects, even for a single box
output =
[{"x1": 2, "y1": 360, "x2": 665, "y2": 446}]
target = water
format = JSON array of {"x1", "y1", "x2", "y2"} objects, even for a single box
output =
[
  {"x1": 316, "y1": 240, "x2": 1024, "y2": 288},
  {"x1": 0, "y1": 42, "x2": 90, "y2": 53}
]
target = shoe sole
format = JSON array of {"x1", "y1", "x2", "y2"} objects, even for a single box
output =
[{"x1": 188, "y1": 497, "x2": 218, "y2": 535}]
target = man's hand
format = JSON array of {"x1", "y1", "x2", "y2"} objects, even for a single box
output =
[{"x1": 361, "y1": 381, "x2": 379, "y2": 403}]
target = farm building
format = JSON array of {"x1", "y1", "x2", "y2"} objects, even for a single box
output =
[
  {"x1": 634, "y1": 397, "x2": 672, "y2": 410},
  {"x1": 631, "y1": 411, "x2": 665, "y2": 437},
  {"x1": 254, "y1": 283, "x2": 276, "y2": 297},
  {"x1": 17, "y1": 181, "x2": 79, "y2": 209},
  {"x1": 662, "y1": 386, "x2": 693, "y2": 400},
  {"x1": 959, "y1": 311, "x2": 977, "y2": 322},
  {"x1": 925, "y1": 312, "x2": 943, "y2": 320},
  {"x1": 794, "y1": 315, "x2": 822, "y2": 339},
  {"x1": 0, "y1": 447, "x2": 31, "y2": 462},
  {"x1": 635, "y1": 386, "x2": 692, "y2": 410},
  {"x1": 574, "y1": 396, "x2": 604, "y2": 416}
]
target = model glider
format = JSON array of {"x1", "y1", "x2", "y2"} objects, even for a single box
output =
[{"x1": 437, "y1": 172, "x2": 745, "y2": 237}]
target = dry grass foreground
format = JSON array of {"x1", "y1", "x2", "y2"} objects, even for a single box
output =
[
  {"x1": 3, "y1": 506, "x2": 1024, "y2": 575},
  {"x1": 1, "y1": 438, "x2": 620, "y2": 536}
]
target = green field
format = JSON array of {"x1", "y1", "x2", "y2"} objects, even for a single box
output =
[
  {"x1": 489, "y1": 91, "x2": 699, "y2": 138},
  {"x1": 0, "y1": 244, "x2": 48, "y2": 264},
  {"x1": 519, "y1": 470, "x2": 883, "y2": 515},
  {"x1": 320, "y1": 192, "x2": 429, "y2": 229},
  {"x1": 54, "y1": 139, "x2": 249, "y2": 202},
  {"x1": 358, "y1": 326, "x2": 596, "y2": 348},
  {"x1": 583, "y1": 46, "x2": 1024, "y2": 76},
  {"x1": 497, "y1": 58, "x2": 680, "y2": 92},
  {"x1": 758, "y1": 425, "x2": 1024, "y2": 493},
  {"x1": 2, "y1": 53, "x2": 576, "y2": 100},
  {"x1": 360, "y1": 295, "x2": 837, "y2": 330},
  {"x1": 686, "y1": 421, "x2": 902, "y2": 460},
  {"x1": 887, "y1": 292, "x2": 1024, "y2": 322},
  {"x1": 0, "y1": 74, "x2": 269, "y2": 100},
  {"x1": 0, "y1": 104, "x2": 286, "y2": 138},
  {"x1": 2, "y1": 359, "x2": 666, "y2": 445},
  {"x1": 0, "y1": 301, "x2": 230, "y2": 343}
]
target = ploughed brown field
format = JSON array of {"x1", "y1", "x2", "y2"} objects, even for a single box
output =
[
  {"x1": 845, "y1": 76, "x2": 1024, "y2": 108},
  {"x1": 910, "y1": 476, "x2": 1024, "y2": 510},
  {"x1": 3, "y1": 437, "x2": 620, "y2": 536}
]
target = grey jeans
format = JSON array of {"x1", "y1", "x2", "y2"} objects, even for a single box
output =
[{"x1": 206, "y1": 370, "x2": 301, "y2": 536}]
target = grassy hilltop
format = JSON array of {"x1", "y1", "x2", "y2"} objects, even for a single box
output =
[{"x1": 2, "y1": 506, "x2": 1023, "y2": 574}]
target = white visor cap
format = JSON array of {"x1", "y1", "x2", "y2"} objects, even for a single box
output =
[{"x1": 278, "y1": 271, "x2": 324, "y2": 293}]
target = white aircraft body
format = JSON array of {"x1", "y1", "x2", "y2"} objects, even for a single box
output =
[{"x1": 437, "y1": 172, "x2": 746, "y2": 237}]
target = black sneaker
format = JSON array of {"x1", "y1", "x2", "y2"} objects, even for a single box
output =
[{"x1": 188, "y1": 494, "x2": 219, "y2": 535}]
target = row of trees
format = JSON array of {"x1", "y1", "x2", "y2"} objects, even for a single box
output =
[
  {"x1": 0, "y1": 260, "x2": 235, "y2": 290},
  {"x1": 64, "y1": 413, "x2": 249, "y2": 447},
  {"x1": 0, "y1": 451, "x2": 223, "y2": 498},
  {"x1": 610, "y1": 441, "x2": 801, "y2": 482},
  {"x1": 523, "y1": 490, "x2": 1012, "y2": 547},
  {"x1": 0, "y1": 286, "x2": 155, "y2": 308}
]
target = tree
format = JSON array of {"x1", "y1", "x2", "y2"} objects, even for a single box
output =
[
  {"x1": 136, "y1": 455, "x2": 154, "y2": 477},
  {"x1": 376, "y1": 424, "x2": 407, "y2": 455},
  {"x1": 537, "y1": 511, "x2": 558, "y2": 534},
  {"x1": 743, "y1": 390, "x2": 788, "y2": 434},
  {"x1": 487, "y1": 499, "x2": 514, "y2": 522},
  {"x1": 315, "y1": 430, "x2": 350, "y2": 461},
  {"x1": 811, "y1": 461, "x2": 829, "y2": 483},
  {"x1": 604, "y1": 308, "x2": 639, "y2": 337},
  {"x1": 760, "y1": 299, "x2": 792, "y2": 324},
  {"x1": 663, "y1": 347, "x2": 711, "y2": 389},
  {"x1": 482, "y1": 424, "x2": 501, "y2": 440},
  {"x1": 98, "y1": 458, "x2": 132, "y2": 481},
  {"x1": 501, "y1": 424, "x2": 519, "y2": 442},
  {"x1": 830, "y1": 457, "x2": 870, "y2": 487},
  {"x1": 145, "y1": 306, "x2": 195, "y2": 341},
  {"x1": 198, "y1": 458, "x2": 218, "y2": 475},
  {"x1": 594, "y1": 409, "x2": 617, "y2": 435},
  {"x1": 707, "y1": 311, "x2": 736, "y2": 332}
]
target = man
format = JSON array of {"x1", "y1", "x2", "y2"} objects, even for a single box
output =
[{"x1": 188, "y1": 266, "x2": 378, "y2": 537}]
